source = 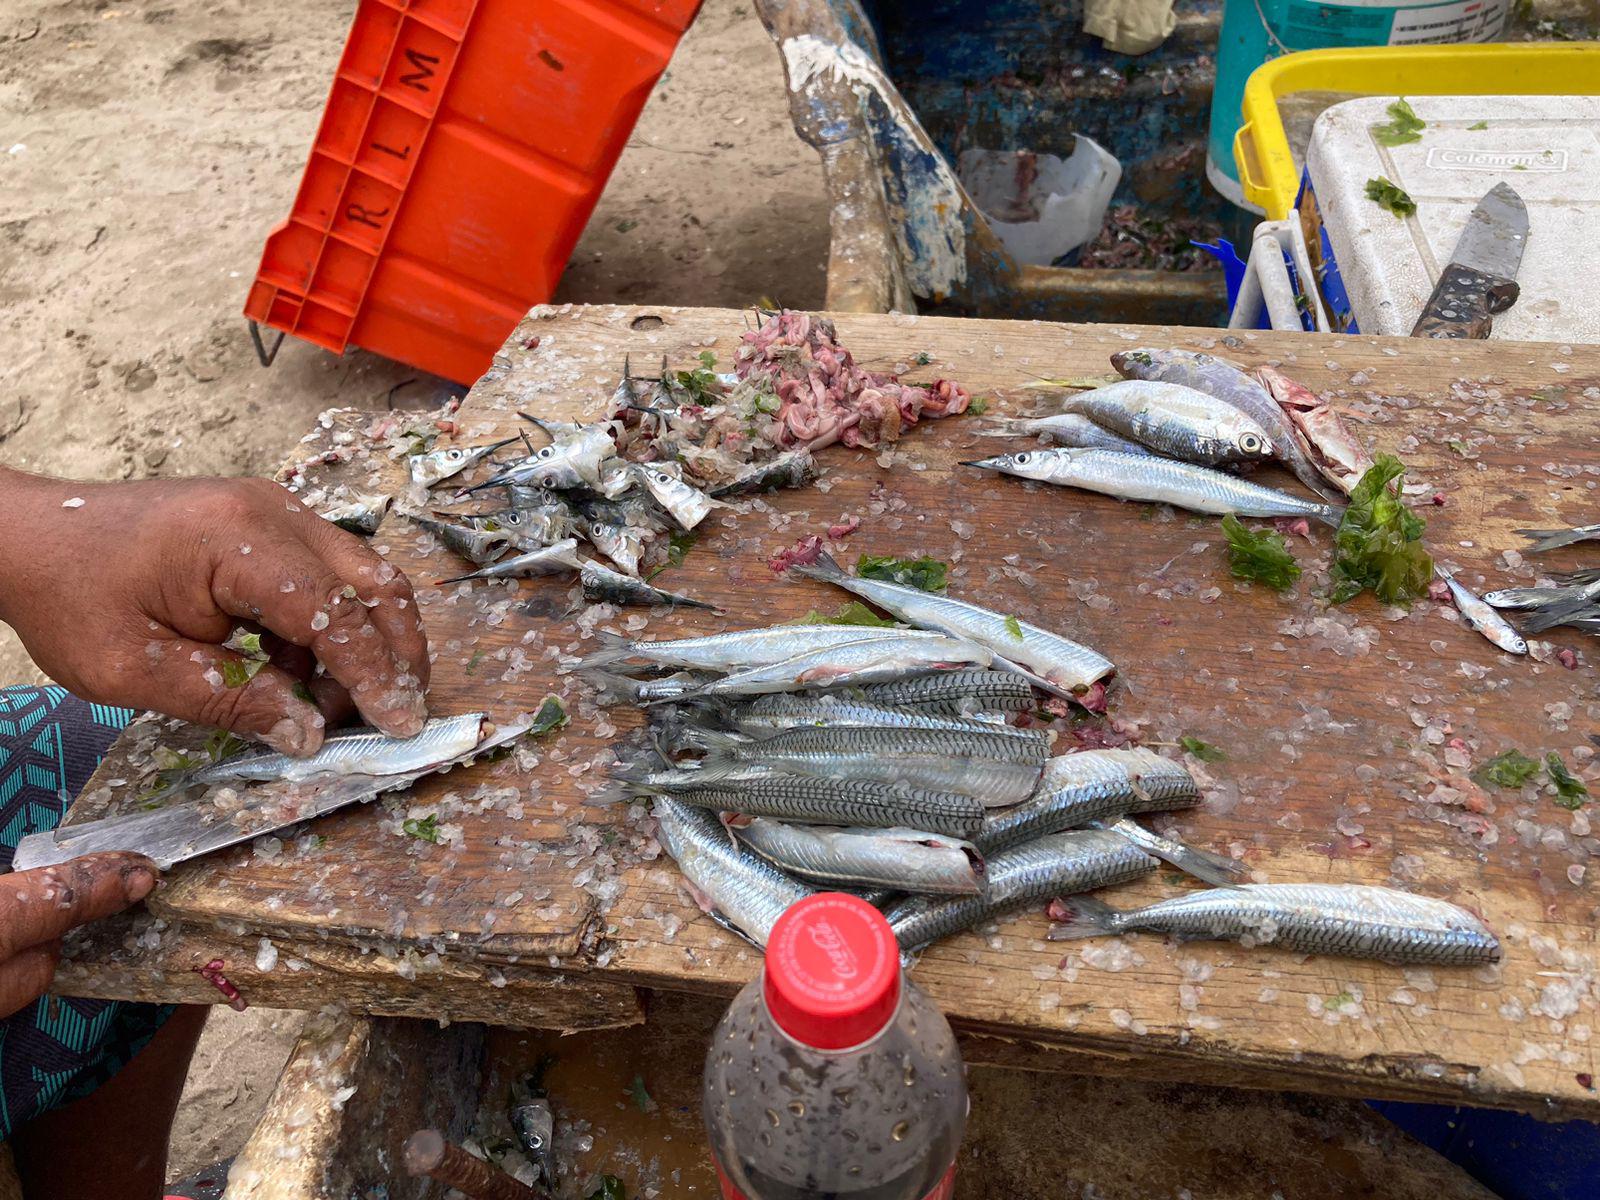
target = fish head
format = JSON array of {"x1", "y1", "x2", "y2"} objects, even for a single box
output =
[
  {"x1": 1228, "y1": 419, "x2": 1275, "y2": 461},
  {"x1": 961, "y1": 448, "x2": 1070, "y2": 481}
]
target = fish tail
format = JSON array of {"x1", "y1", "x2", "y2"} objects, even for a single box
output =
[
  {"x1": 1147, "y1": 839, "x2": 1248, "y2": 887},
  {"x1": 977, "y1": 417, "x2": 1036, "y2": 438},
  {"x1": 586, "y1": 777, "x2": 648, "y2": 806},
  {"x1": 788, "y1": 549, "x2": 845, "y2": 583},
  {"x1": 577, "y1": 630, "x2": 636, "y2": 670},
  {"x1": 1517, "y1": 527, "x2": 1586, "y2": 553},
  {"x1": 576, "y1": 666, "x2": 647, "y2": 703},
  {"x1": 689, "y1": 753, "x2": 744, "y2": 783},
  {"x1": 1313, "y1": 502, "x2": 1347, "y2": 529},
  {"x1": 1045, "y1": 896, "x2": 1122, "y2": 941},
  {"x1": 676, "y1": 726, "x2": 744, "y2": 754}
]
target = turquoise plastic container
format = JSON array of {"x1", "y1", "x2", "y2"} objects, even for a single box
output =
[{"x1": 1206, "y1": 0, "x2": 1512, "y2": 209}]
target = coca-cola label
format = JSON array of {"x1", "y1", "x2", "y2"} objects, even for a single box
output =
[
  {"x1": 804, "y1": 918, "x2": 861, "y2": 981},
  {"x1": 715, "y1": 1160, "x2": 956, "y2": 1200}
]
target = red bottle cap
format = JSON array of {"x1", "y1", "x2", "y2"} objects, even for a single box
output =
[{"x1": 763, "y1": 893, "x2": 902, "y2": 1051}]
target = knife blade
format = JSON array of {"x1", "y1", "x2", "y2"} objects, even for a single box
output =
[{"x1": 1411, "y1": 182, "x2": 1529, "y2": 339}]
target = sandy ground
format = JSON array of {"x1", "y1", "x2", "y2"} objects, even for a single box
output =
[{"x1": 0, "y1": 0, "x2": 825, "y2": 1179}]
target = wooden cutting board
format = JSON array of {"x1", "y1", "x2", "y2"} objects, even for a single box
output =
[{"x1": 62, "y1": 305, "x2": 1600, "y2": 1113}]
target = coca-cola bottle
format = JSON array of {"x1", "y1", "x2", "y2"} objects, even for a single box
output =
[{"x1": 703, "y1": 894, "x2": 968, "y2": 1199}]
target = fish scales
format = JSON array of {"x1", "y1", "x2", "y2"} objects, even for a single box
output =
[
  {"x1": 853, "y1": 671, "x2": 1037, "y2": 714},
  {"x1": 885, "y1": 829, "x2": 1156, "y2": 950},
  {"x1": 730, "y1": 818, "x2": 985, "y2": 894},
  {"x1": 975, "y1": 749, "x2": 1198, "y2": 853},
  {"x1": 636, "y1": 772, "x2": 986, "y2": 839}
]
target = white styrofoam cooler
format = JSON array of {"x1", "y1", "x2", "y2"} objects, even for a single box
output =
[{"x1": 1303, "y1": 94, "x2": 1600, "y2": 343}]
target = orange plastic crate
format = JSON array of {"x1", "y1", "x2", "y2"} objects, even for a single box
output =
[{"x1": 245, "y1": 0, "x2": 703, "y2": 384}]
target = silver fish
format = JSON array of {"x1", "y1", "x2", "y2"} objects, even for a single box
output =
[
  {"x1": 731, "y1": 694, "x2": 1040, "y2": 740},
  {"x1": 853, "y1": 670, "x2": 1037, "y2": 715},
  {"x1": 727, "y1": 816, "x2": 985, "y2": 895},
  {"x1": 471, "y1": 425, "x2": 614, "y2": 493},
  {"x1": 1058, "y1": 380, "x2": 1274, "y2": 465},
  {"x1": 457, "y1": 504, "x2": 575, "y2": 549},
  {"x1": 1093, "y1": 817, "x2": 1247, "y2": 887},
  {"x1": 1111, "y1": 348, "x2": 1337, "y2": 501},
  {"x1": 688, "y1": 725, "x2": 1045, "y2": 806},
  {"x1": 1514, "y1": 575, "x2": 1600, "y2": 634},
  {"x1": 580, "y1": 561, "x2": 718, "y2": 611},
  {"x1": 597, "y1": 458, "x2": 636, "y2": 500},
  {"x1": 577, "y1": 624, "x2": 919, "y2": 673},
  {"x1": 653, "y1": 797, "x2": 813, "y2": 947},
  {"x1": 407, "y1": 513, "x2": 509, "y2": 565},
  {"x1": 980, "y1": 413, "x2": 1153, "y2": 455},
  {"x1": 1048, "y1": 883, "x2": 1500, "y2": 966},
  {"x1": 975, "y1": 748, "x2": 1199, "y2": 854},
  {"x1": 615, "y1": 766, "x2": 986, "y2": 838},
  {"x1": 885, "y1": 829, "x2": 1157, "y2": 950},
  {"x1": 1517, "y1": 523, "x2": 1600, "y2": 553},
  {"x1": 580, "y1": 668, "x2": 716, "y2": 704},
  {"x1": 671, "y1": 633, "x2": 991, "y2": 699},
  {"x1": 633, "y1": 463, "x2": 725, "y2": 530},
  {"x1": 708, "y1": 449, "x2": 817, "y2": 498},
  {"x1": 1436, "y1": 569, "x2": 1528, "y2": 655},
  {"x1": 439, "y1": 538, "x2": 581, "y2": 585},
  {"x1": 1482, "y1": 584, "x2": 1576, "y2": 610},
  {"x1": 964, "y1": 448, "x2": 1343, "y2": 526},
  {"x1": 790, "y1": 551, "x2": 1113, "y2": 699},
  {"x1": 408, "y1": 437, "x2": 519, "y2": 488},
  {"x1": 143, "y1": 712, "x2": 489, "y2": 805},
  {"x1": 580, "y1": 516, "x2": 649, "y2": 576},
  {"x1": 320, "y1": 491, "x2": 391, "y2": 536}
]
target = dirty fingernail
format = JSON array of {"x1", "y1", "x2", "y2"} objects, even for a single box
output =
[
  {"x1": 263, "y1": 717, "x2": 310, "y2": 756},
  {"x1": 123, "y1": 867, "x2": 157, "y2": 902}
]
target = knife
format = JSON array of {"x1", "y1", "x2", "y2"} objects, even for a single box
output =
[{"x1": 1411, "y1": 182, "x2": 1528, "y2": 339}]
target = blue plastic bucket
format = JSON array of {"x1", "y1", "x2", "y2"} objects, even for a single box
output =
[{"x1": 1206, "y1": 0, "x2": 1512, "y2": 210}]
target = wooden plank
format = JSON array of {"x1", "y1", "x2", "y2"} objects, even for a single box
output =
[{"x1": 65, "y1": 305, "x2": 1600, "y2": 1115}]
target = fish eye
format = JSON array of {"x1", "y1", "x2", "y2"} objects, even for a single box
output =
[
  {"x1": 1240, "y1": 433, "x2": 1264, "y2": 453},
  {"x1": 445, "y1": 449, "x2": 463, "y2": 461},
  {"x1": 1014, "y1": 452, "x2": 1031, "y2": 464},
  {"x1": 537, "y1": 446, "x2": 552, "y2": 458}
]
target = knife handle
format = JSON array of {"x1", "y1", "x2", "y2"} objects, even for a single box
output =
[{"x1": 1411, "y1": 263, "x2": 1521, "y2": 339}]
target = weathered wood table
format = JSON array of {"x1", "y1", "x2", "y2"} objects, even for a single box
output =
[{"x1": 59, "y1": 305, "x2": 1600, "y2": 1118}]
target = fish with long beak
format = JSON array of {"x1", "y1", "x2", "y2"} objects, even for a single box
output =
[
  {"x1": 409, "y1": 436, "x2": 521, "y2": 488},
  {"x1": 460, "y1": 423, "x2": 615, "y2": 495}
]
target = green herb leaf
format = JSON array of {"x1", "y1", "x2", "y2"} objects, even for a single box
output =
[
  {"x1": 1326, "y1": 990, "x2": 1356, "y2": 1010},
  {"x1": 798, "y1": 601, "x2": 902, "y2": 628},
  {"x1": 220, "y1": 658, "x2": 263, "y2": 689},
  {"x1": 913, "y1": 351, "x2": 932, "y2": 366},
  {"x1": 292, "y1": 681, "x2": 316, "y2": 706},
  {"x1": 402, "y1": 814, "x2": 441, "y2": 843},
  {"x1": 531, "y1": 695, "x2": 569, "y2": 736},
  {"x1": 967, "y1": 396, "x2": 990, "y2": 416},
  {"x1": 1364, "y1": 176, "x2": 1417, "y2": 218},
  {"x1": 1221, "y1": 514, "x2": 1300, "y2": 591},
  {"x1": 1329, "y1": 455, "x2": 1433, "y2": 606},
  {"x1": 1547, "y1": 753, "x2": 1589, "y2": 809},
  {"x1": 1473, "y1": 749, "x2": 1540, "y2": 790},
  {"x1": 586, "y1": 1177, "x2": 627, "y2": 1200},
  {"x1": 204, "y1": 730, "x2": 249, "y2": 763},
  {"x1": 627, "y1": 1074, "x2": 655, "y2": 1113},
  {"x1": 856, "y1": 554, "x2": 948, "y2": 592},
  {"x1": 1372, "y1": 98, "x2": 1426, "y2": 146},
  {"x1": 1004, "y1": 614, "x2": 1024, "y2": 640},
  {"x1": 1180, "y1": 735, "x2": 1225, "y2": 763},
  {"x1": 465, "y1": 649, "x2": 485, "y2": 675},
  {"x1": 1447, "y1": 440, "x2": 1470, "y2": 457},
  {"x1": 233, "y1": 632, "x2": 264, "y2": 657},
  {"x1": 1468, "y1": 120, "x2": 1489, "y2": 131}
]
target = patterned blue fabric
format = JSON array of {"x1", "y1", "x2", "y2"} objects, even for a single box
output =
[{"x1": 0, "y1": 686, "x2": 172, "y2": 1140}]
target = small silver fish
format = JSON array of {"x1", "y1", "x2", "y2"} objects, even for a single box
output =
[
  {"x1": 730, "y1": 694, "x2": 1041, "y2": 741},
  {"x1": 975, "y1": 748, "x2": 1199, "y2": 854},
  {"x1": 1092, "y1": 817, "x2": 1246, "y2": 887},
  {"x1": 409, "y1": 437, "x2": 519, "y2": 488},
  {"x1": 633, "y1": 463, "x2": 725, "y2": 530},
  {"x1": 980, "y1": 413, "x2": 1152, "y2": 455},
  {"x1": 1048, "y1": 883, "x2": 1500, "y2": 965},
  {"x1": 580, "y1": 516, "x2": 649, "y2": 576},
  {"x1": 1513, "y1": 575, "x2": 1600, "y2": 634},
  {"x1": 144, "y1": 712, "x2": 489, "y2": 805},
  {"x1": 1517, "y1": 523, "x2": 1600, "y2": 553},
  {"x1": 1481, "y1": 584, "x2": 1576, "y2": 611},
  {"x1": 688, "y1": 724, "x2": 1046, "y2": 806},
  {"x1": 457, "y1": 504, "x2": 575, "y2": 549},
  {"x1": 708, "y1": 449, "x2": 817, "y2": 498},
  {"x1": 1436, "y1": 569, "x2": 1527, "y2": 655},
  {"x1": 438, "y1": 538, "x2": 581, "y2": 585},
  {"x1": 612, "y1": 765, "x2": 986, "y2": 839},
  {"x1": 671, "y1": 634, "x2": 992, "y2": 700},
  {"x1": 579, "y1": 668, "x2": 716, "y2": 704},
  {"x1": 653, "y1": 797, "x2": 813, "y2": 947},
  {"x1": 407, "y1": 513, "x2": 510, "y2": 565},
  {"x1": 579, "y1": 624, "x2": 945, "y2": 673},
  {"x1": 471, "y1": 425, "x2": 614, "y2": 493},
  {"x1": 1112, "y1": 348, "x2": 1337, "y2": 501},
  {"x1": 853, "y1": 670, "x2": 1037, "y2": 715},
  {"x1": 1059, "y1": 380, "x2": 1274, "y2": 465},
  {"x1": 320, "y1": 492, "x2": 391, "y2": 536},
  {"x1": 885, "y1": 829, "x2": 1157, "y2": 950},
  {"x1": 580, "y1": 560, "x2": 718, "y2": 611},
  {"x1": 727, "y1": 816, "x2": 986, "y2": 895},
  {"x1": 791, "y1": 551, "x2": 1114, "y2": 700},
  {"x1": 964, "y1": 448, "x2": 1343, "y2": 526}
]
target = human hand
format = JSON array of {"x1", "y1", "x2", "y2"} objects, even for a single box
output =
[
  {"x1": 0, "y1": 853, "x2": 157, "y2": 1019},
  {"x1": 0, "y1": 471, "x2": 429, "y2": 755}
]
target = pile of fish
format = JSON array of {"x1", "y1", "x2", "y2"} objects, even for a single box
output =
[
  {"x1": 965, "y1": 347, "x2": 1367, "y2": 521},
  {"x1": 321, "y1": 310, "x2": 974, "y2": 611},
  {"x1": 1479, "y1": 531, "x2": 1600, "y2": 638},
  {"x1": 584, "y1": 553, "x2": 1499, "y2": 966}
]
